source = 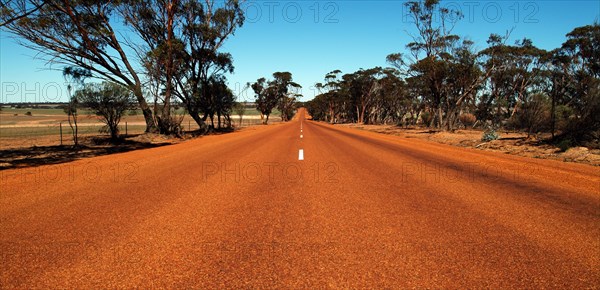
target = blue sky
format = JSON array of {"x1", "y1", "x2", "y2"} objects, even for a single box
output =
[{"x1": 1, "y1": 0, "x2": 599, "y2": 103}]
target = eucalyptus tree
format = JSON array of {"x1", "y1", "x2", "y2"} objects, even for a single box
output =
[
  {"x1": 251, "y1": 78, "x2": 277, "y2": 124},
  {"x1": 175, "y1": 0, "x2": 243, "y2": 131},
  {"x1": 315, "y1": 70, "x2": 342, "y2": 123},
  {"x1": 206, "y1": 76, "x2": 235, "y2": 129},
  {"x1": 0, "y1": 0, "x2": 47, "y2": 27},
  {"x1": 441, "y1": 39, "x2": 487, "y2": 130},
  {"x1": 386, "y1": 0, "x2": 464, "y2": 128},
  {"x1": 372, "y1": 68, "x2": 410, "y2": 125},
  {"x1": 76, "y1": 82, "x2": 136, "y2": 142},
  {"x1": 120, "y1": 0, "x2": 186, "y2": 134},
  {"x1": 271, "y1": 72, "x2": 302, "y2": 122},
  {"x1": 342, "y1": 68, "x2": 383, "y2": 124},
  {"x1": 121, "y1": 0, "x2": 244, "y2": 133},
  {"x1": 552, "y1": 23, "x2": 600, "y2": 144},
  {"x1": 0, "y1": 0, "x2": 157, "y2": 132},
  {"x1": 479, "y1": 37, "x2": 547, "y2": 129},
  {"x1": 306, "y1": 93, "x2": 328, "y2": 121},
  {"x1": 251, "y1": 72, "x2": 302, "y2": 124}
]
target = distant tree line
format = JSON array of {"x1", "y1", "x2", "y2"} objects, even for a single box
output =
[
  {"x1": 307, "y1": 0, "x2": 599, "y2": 147},
  {"x1": 250, "y1": 72, "x2": 302, "y2": 124}
]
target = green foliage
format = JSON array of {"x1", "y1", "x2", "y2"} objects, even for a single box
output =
[
  {"x1": 556, "y1": 139, "x2": 573, "y2": 152},
  {"x1": 1, "y1": 1, "x2": 158, "y2": 132},
  {"x1": 554, "y1": 105, "x2": 574, "y2": 131},
  {"x1": 252, "y1": 72, "x2": 301, "y2": 124},
  {"x1": 420, "y1": 112, "x2": 433, "y2": 127},
  {"x1": 481, "y1": 128, "x2": 500, "y2": 142},
  {"x1": 514, "y1": 93, "x2": 551, "y2": 136},
  {"x1": 76, "y1": 82, "x2": 136, "y2": 141}
]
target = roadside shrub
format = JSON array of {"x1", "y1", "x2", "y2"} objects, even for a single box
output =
[
  {"x1": 459, "y1": 113, "x2": 477, "y2": 128},
  {"x1": 482, "y1": 128, "x2": 500, "y2": 142},
  {"x1": 556, "y1": 138, "x2": 573, "y2": 152},
  {"x1": 557, "y1": 79, "x2": 600, "y2": 148},
  {"x1": 25, "y1": 111, "x2": 32, "y2": 116},
  {"x1": 420, "y1": 111, "x2": 433, "y2": 127},
  {"x1": 514, "y1": 93, "x2": 551, "y2": 136},
  {"x1": 554, "y1": 105, "x2": 574, "y2": 132}
]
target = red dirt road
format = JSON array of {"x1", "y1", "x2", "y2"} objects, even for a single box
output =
[{"x1": 1, "y1": 108, "x2": 599, "y2": 288}]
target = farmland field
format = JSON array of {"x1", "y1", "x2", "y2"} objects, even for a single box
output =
[{"x1": 0, "y1": 107, "x2": 281, "y2": 148}]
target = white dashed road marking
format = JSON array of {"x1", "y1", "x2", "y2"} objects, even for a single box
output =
[{"x1": 299, "y1": 149, "x2": 304, "y2": 161}]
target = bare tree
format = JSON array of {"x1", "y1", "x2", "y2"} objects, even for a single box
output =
[{"x1": 62, "y1": 66, "x2": 90, "y2": 147}]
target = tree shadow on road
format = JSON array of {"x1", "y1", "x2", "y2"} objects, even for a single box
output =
[{"x1": 0, "y1": 136, "x2": 172, "y2": 170}]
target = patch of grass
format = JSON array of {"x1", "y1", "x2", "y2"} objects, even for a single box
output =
[
  {"x1": 0, "y1": 124, "x2": 146, "y2": 138},
  {"x1": 241, "y1": 108, "x2": 281, "y2": 116},
  {"x1": 557, "y1": 139, "x2": 573, "y2": 152}
]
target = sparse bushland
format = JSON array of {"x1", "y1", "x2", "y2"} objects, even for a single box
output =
[
  {"x1": 307, "y1": 1, "x2": 599, "y2": 149},
  {"x1": 1, "y1": 0, "x2": 244, "y2": 135}
]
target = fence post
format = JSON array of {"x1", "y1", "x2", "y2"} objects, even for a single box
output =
[
  {"x1": 188, "y1": 120, "x2": 190, "y2": 132},
  {"x1": 59, "y1": 122, "x2": 63, "y2": 146},
  {"x1": 125, "y1": 122, "x2": 128, "y2": 136}
]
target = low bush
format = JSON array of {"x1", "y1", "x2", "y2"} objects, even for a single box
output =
[
  {"x1": 459, "y1": 113, "x2": 477, "y2": 128},
  {"x1": 420, "y1": 111, "x2": 433, "y2": 127},
  {"x1": 482, "y1": 128, "x2": 500, "y2": 142}
]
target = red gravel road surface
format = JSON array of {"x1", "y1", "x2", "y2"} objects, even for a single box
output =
[{"x1": 1, "y1": 108, "x2": 599, "y2": 288}]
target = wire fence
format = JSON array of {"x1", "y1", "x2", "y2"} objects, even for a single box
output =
[
  {"x1": 0, "y1": 117, "x2": 279, "y2": 149},
  {"x1": 0, "y1": 122, "x2": 146, "y2": 148}
]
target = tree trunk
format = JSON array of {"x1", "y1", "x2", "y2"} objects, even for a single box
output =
[
  {"x1": 109, "y1": 123, "x2": 119, "y2": 142},
  {"x1": 73, "y1": 115, "x2": 78, "y2": 146},
  {"x1": 437, "y1": 107, "x2": 443, "y2": 129},
  {"x1": 133, "y1": 86, "x2": 157, "y2": 133},
  {"x1": 551, "y1": 92, "x2": 556, "y2": 139},
  {"x1": 217, "y1": 112, "x2": 221, "y2": 129}
]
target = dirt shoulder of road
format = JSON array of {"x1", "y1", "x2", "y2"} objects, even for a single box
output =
[
  {"x1": 334, "y1": 123, "x2": 600, "y2": 166},
  {"x1": 0, "y1": 123, "x2": 280, "y2": 170}
]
